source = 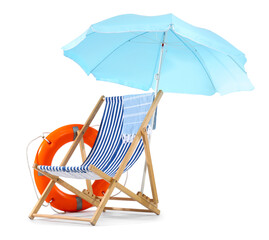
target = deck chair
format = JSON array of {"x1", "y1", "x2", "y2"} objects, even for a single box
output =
[{"x1": 29, "y1": 90, "x2": 163, "y2": 226}]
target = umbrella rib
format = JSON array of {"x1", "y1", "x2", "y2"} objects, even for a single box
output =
[
  {"x1": 227, "y1": 55, "x2": 247, "y2": 73},
  {"x1": 129, "y1": 31, "x2": 161, "y2": 44},
  {"x1": 170, "y1": 30, "x2": 216, "y2": 92},
  {"x1": 203, "y1": 47, "x2": 238, "y2": 79},
  {"x1": 89, "y1": 32, "x2": 149, "y2": 74},
  {"x1": 201, "y1": 48, "x2": 248, "y2": 88}
]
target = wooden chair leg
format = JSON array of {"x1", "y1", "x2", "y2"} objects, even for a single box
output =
[
  {"x1": 90, "y1": 180, "x2": 117, "y2": 226},
  {"x1": 141, "y1": 128, "x2": 159, "y2": 204},
  {"x1": 29, "y1": 180, "x2": 56, "y2": 219}
]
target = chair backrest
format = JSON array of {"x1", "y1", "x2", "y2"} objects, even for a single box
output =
[{"x1": 82, "y1": 93, "x2": 154, "y2": 177}]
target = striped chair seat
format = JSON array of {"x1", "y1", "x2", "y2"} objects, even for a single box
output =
[{"x1": 38, "y1": 93, "x2": 153, "y2": 180}]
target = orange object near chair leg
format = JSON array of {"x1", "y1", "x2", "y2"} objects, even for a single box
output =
[{"x1": 34, "y1": 124, "x2": 109, "y2": 212}]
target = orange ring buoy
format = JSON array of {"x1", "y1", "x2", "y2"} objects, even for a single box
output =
[{"x1": 34, "y1": 124, "x2": 110, "y2": 212}]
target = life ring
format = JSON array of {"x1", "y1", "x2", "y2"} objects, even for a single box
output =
[{"x1": 34, "y1": 124, "x2": 110, "y2": 212}]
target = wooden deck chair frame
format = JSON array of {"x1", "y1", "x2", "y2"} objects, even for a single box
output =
[{"x1": 29, "y1": 90, "x2": 163, "y2": 226}]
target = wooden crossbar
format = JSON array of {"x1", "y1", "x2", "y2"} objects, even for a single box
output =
[
  {"x1": 33, "y1": 214, "x2": 92, "y2": 223},
  {"x1": 104, "y1": 207, "x2": 153, "y2": 213}
]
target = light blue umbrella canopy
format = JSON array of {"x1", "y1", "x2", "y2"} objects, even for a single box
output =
[{"x1": 62, "y1": 14, "x2": 254, "y2": 95}]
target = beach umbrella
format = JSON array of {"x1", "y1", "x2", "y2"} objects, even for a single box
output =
[{"x1": 62, "y1": 14, "x2": 254, "y2": 191}]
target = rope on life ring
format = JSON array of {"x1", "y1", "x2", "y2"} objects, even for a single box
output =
[{"x1": 33, "y1": 124, "x2": 109, "y2": 212}]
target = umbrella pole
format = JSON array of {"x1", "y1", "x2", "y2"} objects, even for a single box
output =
[{"x1": 140, "y1": 31, "x2": 167, "y2": 193}]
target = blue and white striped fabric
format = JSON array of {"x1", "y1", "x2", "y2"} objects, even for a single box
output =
[
  {"x1": 38, "y1": 93, "x2": 153, "y2": 180},
  {"x1": 122, "y1": 93, "x2": 154, "y2": 143}
]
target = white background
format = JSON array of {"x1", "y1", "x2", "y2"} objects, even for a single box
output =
[{"x1": 0, "y1": 0, "x2": 268, "y2": 239}]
